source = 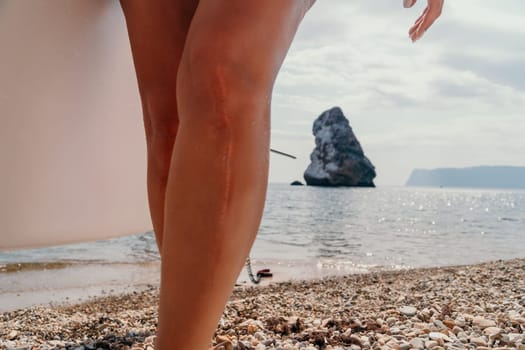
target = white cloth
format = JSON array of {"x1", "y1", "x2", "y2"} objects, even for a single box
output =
[{"x1": 0, "y1": 0, "x2": 151, "y2": 249}]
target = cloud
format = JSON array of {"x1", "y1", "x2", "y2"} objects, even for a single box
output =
[{"x1": 269, "y1": 1, "x2": 525, "y2": 185}]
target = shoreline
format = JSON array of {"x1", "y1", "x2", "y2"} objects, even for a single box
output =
[
  {"x1": 0, "y1": 258, "x2": 395, "y2": 313},
  {"x1": 1, "y1": 258, "x2": 524, "y2": 349}
]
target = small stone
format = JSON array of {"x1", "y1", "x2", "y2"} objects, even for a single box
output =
[
  {"x1": 473, "y1": 305, "x2": 485, "y2": 312},
  {"x1": 216, "y1": 335, "x2": 234, "y2": 350},
  {"x1": 483, "y1": 327, "x2": 502, "y2": 336},
  {"x1": 409, "y1": 338, "x2": 424, "y2": 350},
  {"x1": 254, "y1": 332, "x2": 266, "y2": 341},
  {"x1": 472, "y1": 317, "x2": 496, "y2": 329},
  {"x1": 7, "y1": 330, "x2": 19, "y2": 340},
  {"x1": 400, "y1": 306, "x2": 418, "y2": 317},
  {"x1": 451, "y1": 326, "x2": 462, "y2": 335},
  {"x1": 511, "y1": 316, "x2": 525, "y2": 325},
  {"x1": 254, "y1": 344, "x2": 266, "y2": 350},
  {"x1": 386, "y1": 317, "x2": 398, "y2": 326},
  {"x1": 429, "y1": 332, "x2": 451, "y2": 342},
  {"x1": 238, "y1": 341, "x2": 250, "y2": 350},
  {"x1": 247, "y1": 324, "x2": 258, "y2": 334},
  {"x1": 454, "y1": 317, "x2": 466, "y2": 327},
  {"x1": 470, "y1": 336, "x2": 488, "y2": 347},
  {"x1": 458, "y1": 334, "x2": 468, "y2": 344},
  {"x1": 507, "y1": 333, "x2": 523, "y2": 344},
  {"x1": 433, "y1": 320, "x2": 447, "y2": 330},
  {"x1": 399, "y1": 341, "x2": 410, "y2": 350},
  {"x1": 385, "y1": 339, "x2": 398, "y2": 349},
  {"x1": 144, "y1": 336, "x2": 156, "y2": 349},
  {"x1": 425, "y1": 340, "x2": 438, "y2": 349},
  {"x1": 442, "y1": 320, "x2": 455, "y2": 329}
]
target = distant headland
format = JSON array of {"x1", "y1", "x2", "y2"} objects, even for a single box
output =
[{"x1": 406, "y1": 166, "x2": 525, "y2": 189}]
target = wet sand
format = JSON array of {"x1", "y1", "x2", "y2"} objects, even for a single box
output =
[
  {"x1": 0, "y1": 258, "x2": 378, "y2": 312},
  {"x1": 0, "y1": 262, "x2": 160, "y2": 312},
  {"x1": 1, "y1": 258, "x2": 524, "y2": 349}
]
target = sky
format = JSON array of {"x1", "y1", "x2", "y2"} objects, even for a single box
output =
[{"x1": 268, "y1": 0, "x2": 525, "y2": 186}]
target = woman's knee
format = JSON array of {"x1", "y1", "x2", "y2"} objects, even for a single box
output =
[
  {"x1": 142, "y1": 88, "x2": 179, "y2": 141},
  {"x1": 176, "y1": 41, "x2": 273, "y2": 128},
  {"x1": 141, "y1": 88, "x2": 179, "y2": 174}
]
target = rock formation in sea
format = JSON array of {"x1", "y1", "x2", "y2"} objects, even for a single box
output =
[
  {"x1": 304, "y1": 107, "x2": 376, "y2": 187},
  {"x1": 290, "y1": 180, "x2": 304, "y2": 186}
]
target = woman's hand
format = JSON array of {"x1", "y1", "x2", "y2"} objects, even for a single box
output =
[{"x1": 404, "y1": 0, "x2": 444, "y2": 42}]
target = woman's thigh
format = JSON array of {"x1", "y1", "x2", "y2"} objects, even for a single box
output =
[
  {"x1": 178, "y1": 0, "x2": 315, "y2": 98},
  {"x1": 120, "y1": 0, "x2": 199, "y2": 136}
]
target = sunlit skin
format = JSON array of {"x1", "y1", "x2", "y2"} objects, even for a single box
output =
[
  {"x1": 406, "y1": 0, "x2": 445, "y2": 42},
  {"x1": 119, "y1": 1, "x2": 443, "y2": 349}
]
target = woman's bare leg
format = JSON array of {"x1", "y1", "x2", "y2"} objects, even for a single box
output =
[
  {"x1": 157, "y1": 1, "x2": 314, "y2": 349},
  {"x1": 120, "y1": 0, "x2": 199, "y2": 251}
]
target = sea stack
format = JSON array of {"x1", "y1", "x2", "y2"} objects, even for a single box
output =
[{"x1": 304, "y1": 107, "x2": 376, "y2": 187}]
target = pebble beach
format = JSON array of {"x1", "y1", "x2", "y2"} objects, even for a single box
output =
[{"x1": 1, "y1": 258, "x2": 524, "y2": 350}]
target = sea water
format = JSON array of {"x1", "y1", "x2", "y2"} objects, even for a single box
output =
[
  {"x1": 1, "y1": 184, "x2": 524, "y2": 310},
  {"x1": 1, "y1": 184, "x2": 523, "y2": 273}
]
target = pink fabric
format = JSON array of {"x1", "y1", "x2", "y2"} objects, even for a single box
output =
[{"x1": 0, "y1": 1, "x2": 151, "y2": 250}]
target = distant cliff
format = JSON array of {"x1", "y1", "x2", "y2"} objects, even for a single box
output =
[{"x1": 406, "y1": 166, "x2": 525, "y2": 189}]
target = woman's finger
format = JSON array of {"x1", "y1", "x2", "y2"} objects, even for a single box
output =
[
  {"x1": 403, "y1": 0, "x2": 417, "y2": 8},
  {"x1": 415, "y1": 2, "x2": 442, "y2": 38},
  {"x1": 410, "y1": 0, "x2": 443, "y2": 42},
  {"x1": 412, "y1": 6, "x2": 429, "y2": 27},
  {"x1": 409, "y1": 7, "x2": 428, "y2": 37}
]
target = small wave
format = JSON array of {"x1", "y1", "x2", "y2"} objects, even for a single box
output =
[
  {"x1": 0, "y1": 261, "x2": 75, "y2": 273},
  {"x1": 0, "y1": 259, "x2": 159, "y2": 274},
  {"x1": 258, "y1": 238, "x2": 311, "y2": 247}
]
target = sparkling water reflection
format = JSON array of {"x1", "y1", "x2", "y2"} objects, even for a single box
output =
[
  {"x1": 1, "y1": 185, "x2": 524, "y2": 272},
  {"x1": 252, "y1": 184, "x2": 525, "y2": 269}
]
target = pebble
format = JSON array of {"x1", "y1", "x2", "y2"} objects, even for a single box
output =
[
  {"x1": 442, "y1": 320, "x2": 455, "y2": 329},
  {"x1": 472, "y1": 317, "x2": 496, "y2": 329},
  {"x1": 399, "y1": 306, "x2": 417, "y2": 317},
  {"x1": 429, "y1": 332, "x2": 451, "y2": 341},
  {"x1": 7, "y1": 330, "x2": 19, "y2": 340},
  {"x1": 409, "y1": 338, "x2": 425, "y2": 350},
  {"x1": 425, "y1": 340, "x2": 439, "y2": 349},
  {"x1": 454, "y1": 317, "x2": 466, "y2": 327},
  {"x1": 483, "y1": 326, "x2": 502, "y2": 336},
  {"x1": 433, "y1": 320, "x2": 447, "y2": 330},
  {"x1": 451, "y1": 326, "x2": 462, "y2": 335},
  {"x1": 398, "y1": 341, "x2": 410, "y2": 350},
  {"x1": 386, "y1": 317, "x2": 398, "y2": 326},
  {"x1": 507, "y1": 333, "x2": 523, "y2": 344},
  {"x1": 469, "y1": 336, "x2": 488, "y2": 347}
]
